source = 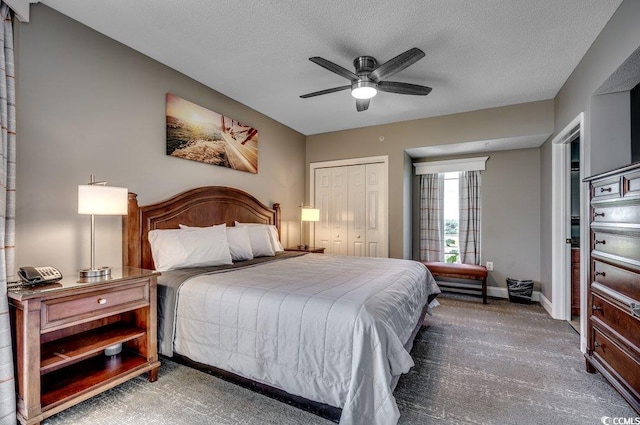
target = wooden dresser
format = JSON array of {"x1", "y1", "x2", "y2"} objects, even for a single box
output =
[{"x1": 585, "y1": 162, "x2": 640, "y2": 413}]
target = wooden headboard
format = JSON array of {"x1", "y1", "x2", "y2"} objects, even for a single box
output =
[{"x1": 122, "y1": 186, "x2": 281, "y2": 270}]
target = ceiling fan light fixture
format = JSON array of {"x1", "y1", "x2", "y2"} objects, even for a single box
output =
[{"x1": 351, "y1": 81, "x2": 377, "y2": 99}]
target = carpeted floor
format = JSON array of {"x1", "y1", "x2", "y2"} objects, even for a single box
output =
[{"x1": 43, "y1": 295, "x2": 637, "y2": 425}]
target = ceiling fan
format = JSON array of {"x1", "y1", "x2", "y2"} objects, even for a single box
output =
[{"x1": 300, "y1": 47, "x2": 432, "y2": 112}]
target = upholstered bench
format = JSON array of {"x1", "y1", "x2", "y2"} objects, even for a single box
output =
[{"x1": 423, "y1": 262, "x2": 488, "y2": 304}]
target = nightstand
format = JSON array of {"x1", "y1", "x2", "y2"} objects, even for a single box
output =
[
  {"x1": 284, "y1": 246, "x2": 325, "y2": 253},
  {"x1": 8, "y1": 267, "x2": 161, "y2": 425}
]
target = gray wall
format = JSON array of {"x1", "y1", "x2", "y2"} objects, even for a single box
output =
[
  {"x1": 15, "y1": 5, "x2": 306, "y2": 275},
  {"x1": 412, "y1": 149, "x2": 541, "y2": 290},
  {"x1": 540, "y1": 0, "x2": 640, "y2": 300},
  {"x1": 307, "y1": 102, "x2": 551, "y2": 291}
]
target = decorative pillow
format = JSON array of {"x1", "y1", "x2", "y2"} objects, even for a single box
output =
[
  {"x1": 234, "y1": 222, "x2": 275, "y2": 257},
  {"x1": 234, "y1": 222, "x2": 283, "y2": 252},
  {"x1": 148, "y1": 224, "x2": 232, "y2": 271}
]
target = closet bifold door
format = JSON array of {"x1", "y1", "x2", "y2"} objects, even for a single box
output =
[{"x1": 314, "y1": 161, "x2": 388, "y2": 258}]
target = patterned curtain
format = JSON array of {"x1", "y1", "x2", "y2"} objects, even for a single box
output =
[
  {"x1": 419, "y1": 173, "x2": 444, "y2": 262},
  {"x1": 459, "y1": 171, "x2": 481, "y2": 265},
  {"x1": 0, "y1": 3, "x2": 16, "y2": 424}
]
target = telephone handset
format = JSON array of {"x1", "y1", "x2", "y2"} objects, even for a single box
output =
[{"x1": 18, "y1": 266, "x2": 63, "y2": 284}]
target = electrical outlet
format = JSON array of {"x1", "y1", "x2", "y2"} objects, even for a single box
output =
[{"x1": 486, "y1": 261, "x2": 494, "y2": 271}]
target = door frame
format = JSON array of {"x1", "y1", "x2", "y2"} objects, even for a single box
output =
[{"x1": 551, "y1": 112, "x2": 589, "y2": 352}]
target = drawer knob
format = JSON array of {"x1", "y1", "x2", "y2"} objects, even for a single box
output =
[
  {"x1": 600, "y1": 187, "x2": 612, "y2": 193},
  {"x1": 594, "y1": 341, "x2": 601, "y2": 348},
  {"x1": 594, "y1": 240, "x2": 606, "y2": 245},
  {"x1": 592, "y1": 305, "x2": 603, "y2": 312},
  {"x1": 593, "y1": 212, "x2": 605, "y2": 218},
  {"x1": 594, "y1": 271, "x2": 606, "y2": 277},
  {"x1": 97, "y1": 298, "x2": 107, "y2": 305}
]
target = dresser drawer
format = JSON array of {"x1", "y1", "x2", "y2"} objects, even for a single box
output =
[
  {"x1": 592, "y1": 204, "x2": 640, "y2": 225},
  {"x1": 593, "y1": 232, "x2": 640, "y2": 263},
  {"x1": 592, "y1": 328, "x2": 640, "y2": 400},
  {"x1": 42, "y1": 281, "x2": 149, "y2": 331},
  {"x1": 623, "y1": 169, "x2": 640, "y2": 199},
  {"x1": 592, "y1": 177, "x2": 620, "y2": 201},
  {"x1": 592, "y1": 261, "x2": 640, "y2": 301},
  {"x1": 591, "y1": 293, "x2": 640, "y2": 350}
]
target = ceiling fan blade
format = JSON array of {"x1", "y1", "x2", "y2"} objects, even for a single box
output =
[
  {"x1": 300, "y1": 85, "x2": 351, "y2": 98},
  {"x1": 356, "y1": 98, "x2": 370, "y2": 112},
  {"x1": 369, "y1": 48, "x2": 425, "y2": 82},
  {"x1": 378, "y1": 81, "x2": 432, "y2": 96},
  {"x1": 309, "y1": 57, "x2": 359, "y2": 81}
]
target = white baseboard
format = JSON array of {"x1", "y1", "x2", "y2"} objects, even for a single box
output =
[{"x1": 538, "y1": 292, "x2": 553, "y2": 316}]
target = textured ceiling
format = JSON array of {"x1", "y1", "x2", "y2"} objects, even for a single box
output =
[{"x1": 40, "y1": 0, "x2": 622, "y2": 136}]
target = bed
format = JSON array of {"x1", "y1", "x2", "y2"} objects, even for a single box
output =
[{"x1": 122, "y1": 186, "x2": 440, "y2": 425}]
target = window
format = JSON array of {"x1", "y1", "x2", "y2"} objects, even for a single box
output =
[
  {"x1": 443, "y1": 172, "x2": 460, "y2": 263},
  {"x1": 415, "y1": 157, "x2": 486, "y2": 265}
]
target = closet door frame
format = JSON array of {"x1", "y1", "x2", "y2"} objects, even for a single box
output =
[{"x1": 309, "y1": 155, "x2": 389, "y2": 256}]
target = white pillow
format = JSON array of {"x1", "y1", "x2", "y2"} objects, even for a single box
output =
[
  {"x1": 179, "y1": 224, "x2": 254, "y2": 261},
  {"x1": 225, "y1": 226, "x2": 254, "y2": 261},
  {"x1": 234, "y1": 222, "x2": 275, "y2": 257},
  {"x1": 148, "y1": 224, "x2": 232, "y2": 271},
  {"x1": 234, "y1": 222, "x2": 283, "y2": 252}
]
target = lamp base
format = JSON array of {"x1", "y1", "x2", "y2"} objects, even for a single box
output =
[
  {"x1": 79, "y1": 266, "x2": 111, "y2": 279},
  {"x1": 104, "y1": 343, "x2": 122, "y2": 356}
]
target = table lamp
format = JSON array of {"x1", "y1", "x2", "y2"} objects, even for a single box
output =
[
  {"x1": 78, "y1": 175, "x2": 128, "y2": 278},
  {"x1": 299, "y1": 204, "x2": 320, "y2": 249}
]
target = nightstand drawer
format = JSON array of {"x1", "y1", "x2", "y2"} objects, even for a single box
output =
[{"x1": 42, "y1": 281, "x2": 149, "y2": 330}]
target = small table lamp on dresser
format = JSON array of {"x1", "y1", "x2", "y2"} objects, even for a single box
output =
[{"x1": 298, "y1": 204, "x2": 319, "y2": 249}]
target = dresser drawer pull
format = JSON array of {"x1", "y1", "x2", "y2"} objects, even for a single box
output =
[
  {"x1": 599, "y1": 187, "x2": 612, "y2": 193},
  {"x1": 592, "y1": 305, "x2": 603, "y2": 312},
  {"x1": 632, "y1": 303, "x2": 640, "y2": 318},
  {"x1": 594, "y1": 341, "x2": 601, "y2": 348},
  {"x1": 594, "y1": 239, "x2": 606, "y2": 245},
  {"x1": 593, "y1": 212, "x2": 605, "y2": 218},
  {"x1": 97, "y1": 298, "x2": 107, "y2": 305},
  {"x1": 594, "y1": 271, "x2": 606, "y2": 277}
]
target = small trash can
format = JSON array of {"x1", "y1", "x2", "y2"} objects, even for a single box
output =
[{"x1": 506, "y1": 278, "x2": 534, "y2": 304}]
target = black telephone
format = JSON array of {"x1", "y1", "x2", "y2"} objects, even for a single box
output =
[{"x1": 18, "y1": 266, "x2": 63, "y2": 284}]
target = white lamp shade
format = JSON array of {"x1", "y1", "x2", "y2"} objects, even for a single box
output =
[
  {"x1": 301, "y1": 208, "x2": 320, "y2": 222},
  {"x1": 78, "y1": 185, "x2": 128, "y2": 215}
]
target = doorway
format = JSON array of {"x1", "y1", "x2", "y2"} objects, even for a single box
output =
[
  {"x1": 569, "y1": 137, "x2": 580, "y2": 333},
  {"x1": 551, "y1": 112, "x2": 589, "y2": 353}
]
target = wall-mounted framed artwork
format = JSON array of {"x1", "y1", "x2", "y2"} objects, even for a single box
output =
[{"x1": 166, "y1": 93, "x2": 258, "y2": 173}]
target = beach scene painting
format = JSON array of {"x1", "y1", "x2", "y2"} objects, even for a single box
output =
[{"x1": 166, "y1": 93, "x2": 258, "y2": 173}]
